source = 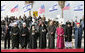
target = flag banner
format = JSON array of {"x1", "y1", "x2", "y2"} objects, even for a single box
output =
[
  {"x1": 11, "y1": 4, "x2": 18, "y2": 13},
  {"x1": 1, "y1": 5, "x2": 5, "y2": 11},
  {"x1": 49, "y1": 4, "x2": 58, "y2": 12},
  {"x1": 74, "y1": 4, "x2": 83, "y2": 11},
  {"x1": 33, "y1": 11, "x2": 38, "y2": 17},
  {"x1": 38, "y1": 4, "x2": 45, "y2": 14},
  {"x1": 63, "y1": 3, "x2": 70, "y2": 10},
  {"x1": 23, "y1": 4, "x2": 32, "y2": 12}
]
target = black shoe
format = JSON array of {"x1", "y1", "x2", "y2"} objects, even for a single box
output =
[
  {"x1": 25, "y1": 47, "x2": 27, "y2": 49},
  {"x1": 12, "y1": 47, "x2": 14, "y2": 49},
  {"x1": 4, "y1": 48, "x2": 6, "y2": 49},
  {"x1": 8, "y1": 47, "x2": 10, "y2": 49},
  {"x1": 69, "y1": 47, "x2": 72, "y2": 49},
  {"x1": 66, "y1": 47, "x2": 69, "y2": 49},
  {"x1": 17, "y1": 47, "x2": 19, "y2": 49},
  {"x1": 12, "y1": 48, "x2": 14, "y2": 49}
]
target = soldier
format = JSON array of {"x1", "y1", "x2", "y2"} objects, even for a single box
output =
[{"x1": 11, "y1": 22, "x2": 20, "y2": 49}]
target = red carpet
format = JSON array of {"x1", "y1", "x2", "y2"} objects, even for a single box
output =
[{"x1": 1, "y1": 49, "x2": 84, "y2": 52}]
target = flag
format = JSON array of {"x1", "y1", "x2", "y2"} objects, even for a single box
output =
[
  {"x1": 1, "y1": 5, "x2": 5, "y2": 11},
  {"x1": 63, "y1": 3, "x2": 70, "y2": 10},
  {"x1": 11, "y1": 4, "x2": 18, "y2": 13},
  {"x1": 38, "y1": 4, "x2": 45, "y2": 14},
  {"x1": 49, "y1": 4, "x2": 58, "y2": 12},
  {"x1": 33, "y1": 11, "x2": 38, "y2": 17},
  {"x1": 74, "y1": 4, "x2": 83, "y2": 11},
  {"x1": 23, "y1": 4, "x2": 32, "y2": 12}
]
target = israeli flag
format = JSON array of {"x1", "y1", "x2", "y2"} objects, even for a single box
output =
[
  {"x1": 1, "y1": 5, "x2": 5, "y2": 11},
  {"x1": 49, "y1": 4, "x2": 58, "y2": 12},
  {"x1": 74, "y1": 4, "x2": 83, "y2": 11},
  {"x1": 23, "y1": 3, "x2": 32, "y2": 12}
]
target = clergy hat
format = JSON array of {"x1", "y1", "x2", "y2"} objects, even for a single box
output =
[
  {"x1": 13, "y1": 22, "x2": 17, "y2": 26},
  {"x1": 23, "y1": 22, "x2": 26, "y2": 25},
  {"x1": 13, "y1": 22, "x2": 17, "y2": 25}
]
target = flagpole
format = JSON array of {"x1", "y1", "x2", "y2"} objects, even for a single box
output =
[{"x1": 62, "y1": 9, "x2": 63, "y2": 18}]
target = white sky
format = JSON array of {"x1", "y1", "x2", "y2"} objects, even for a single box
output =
[{"x1": 1, "y1": 1, "x2": 84, "y2": 22}]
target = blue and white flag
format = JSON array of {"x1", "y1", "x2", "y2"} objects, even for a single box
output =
[
  {"x1": 23, "y1": 4, "x2": 32, "y2": 12},
  {"x1": 49, "y1": 4, "x2": 58, "y2": 12},
  {"x1": 1, "y1": 5, "x2": 5, "y2": 11},
  {"x1": 63, "y1": 3, "x2": 70, "y2": 10},
  {"x1": 74, "y1": 4, "x2": 83, "y2": 11}
]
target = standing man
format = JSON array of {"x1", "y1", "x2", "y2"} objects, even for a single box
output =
[
  {"x1": 20, "y1": 23, "x2": 29, "y2": 49},
  {"x1": 3, "y1": 23, "x2": 11, "y2": 49},
  {"x1": 47, "y1": 20, "x2": 56, "y2": 49},
  {"x1": 74, "y1": 23, "x2": 82, "y2": 48},
  {"x1": 65, "y1": 23, "x2": 72, "y2": 48},
  {"x1": 56, "y1": 23, "x2": 65, "y2": 49},
  {"x1": 11, "y1": 22, "x2": 20, "y2": 49},
  {"x1": 29, "y1": 25, "x2": 38, "y2": 49},
  {"x1": 80, "y1": 16, "x2": 84, "y2": 32},
  {"x1": 5, "y1": 15, "x2": 9, "y2": 23},
  {"x1": 39, "y1": 21, "x2": 47, "y2": 49}
]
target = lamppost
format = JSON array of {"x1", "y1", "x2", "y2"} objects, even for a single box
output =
[{"x1": 58, "y1": 1, "x2": 65, "y2": 18}]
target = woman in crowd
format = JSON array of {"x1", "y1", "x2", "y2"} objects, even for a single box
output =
[
  {"x1": 56, "y1": 23, "x2": 65, "y2": 49},
  {"x1": 47, "y1": 20, "x2": 56, "y2": 49}
]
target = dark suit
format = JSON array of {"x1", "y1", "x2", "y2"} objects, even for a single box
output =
[{"x1": 3, "y1": 26, "x2": 11, "y2": 49}]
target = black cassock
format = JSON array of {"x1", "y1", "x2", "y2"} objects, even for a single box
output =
[
  {"x1": 65, "y1": 26, "x2": 72, "y2": 42},
  {"x1": 11, "y1": 26, "x2": 20, "y2": 49},
  {"x1": 29, "y1": 28, "x2": 38, "y2": 49},
  {"x1": 39, "y1": 25, "x2": 47, "y2": 49},
  {"x1": 20, "y1": 27, "x2": 29, "y2": 48},
  {"x1": 47, "y1": 25, "x2": 56, "y2": 49}
]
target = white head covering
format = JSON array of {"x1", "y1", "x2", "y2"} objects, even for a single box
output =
[
  {"x1": 13, "y1": 22, "x2": 17, "y2": 25},
  {"x1": 23, "y1": 22, "x2": 26, "y2": 25},
  {"x1": 13, "y1": 22, "x2": 17, "y2": 26}
]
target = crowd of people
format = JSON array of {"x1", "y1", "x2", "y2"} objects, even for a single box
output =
[{"x1": 1, "y1": 14, "x2": 84, "y2": 49}]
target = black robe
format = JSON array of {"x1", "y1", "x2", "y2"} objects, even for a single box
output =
[
  {"x1": 39, "y1": 25, "x2": 47, "y2": 48},
  {"x1": 20, "y1": 27, "x2": 28, "y2": 48},
  {"x1": 29, "y1": 28, "x2": 38, "y2": 49},
  {"x1": 65, "y1": 26, "x2": 72, "y2": 42},
  {"x1": 3, "y1": 26, "x2": 11, "y2": 49},
  {"x1": 11, "y1": 26, "x2": 20, "y2": 48},
  {"x1": 47, "y1": 25, "x2": 56, "y2": 49}
]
